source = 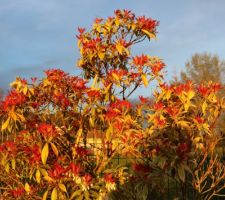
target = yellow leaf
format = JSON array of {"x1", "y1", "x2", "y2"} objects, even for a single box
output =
[
  {"x1": 193, "y1": 136, "x2": 202, "y2": 145},
  {"x1": 202, "y1": 101, "x2": 207, "y2": 115},
  {"x1": 116, "y1": 44, "x2": 123, "y2": 54},
  {"x1": 16, "y1": 113, "x2": 26, "y2": 122},
  {"x1": 221, "y1": 97, "x2": 225, "y2": 108},
  {"x1": 51, "y1": 188, "x2": 57, "y2": 200},
  {"x1": 10, "y1": 80, "x2": 18, "y2": 88},
  {"x1": 214, "y1": 108, "x2": 219, "y2": 118},
  {"x1": 11, "y1": 159, "x2": 16, "y2": 170},
  {"x1": 25, "y1": 183, "x2": 30, "y2": 193},
  {"x1": 165, "y1": 91, "x2": 171, "y2": 100},
  {"x1": 41, "y1": 143, "x2": 49, "y2": 165},
  {"x1": 42, "y1": 190, "x2": 48, "y2": 200},
  {"x1": 91, "y1": 75, "x2": 98, "y2": 89},
  {"x1": 123, "y1": 47, "x2": 130, "y2": 55},
  {"x1": 58, "y1": 183, "x2": 67, "y2": 193},
  {"x1": 98, "y1": 52, "x2": 105, "y2": 60},
  {"x1": 131, "y1": 24, "x2": 136, "y2": 30},
  {"x1": 40, "y1": 168, "x2": 48, "y2": 176},
  {"x1": 9, "y1": 111, "x2": 17, "y2": 121},
  {"x1": 5, "y1": 162, "x2": 9, "y2": 172},
  {"x1": 84, "y1": 191, "x2": 89, "y2": 200},
  {"x1": 89, "y1": 117, "x2": 94, "y2": 127},
  {"x1": 105, "y1": 83, "x2": 112, "y2": 92},
  {"x1": 50, "y1": 143, "x2": 59, "y2": 157},
  {"x1": 75, "y1": 129, "x2": 83, "y2": 144},
  {"x1": 29, "y1": 88, "x2": 34, "y2": 95},
  {"x1": 106, "y1": 125, "x2": 113, "y2": 141},
  {"x1": 142, "y1": 29, "x2": 156, "y2": 39},
  {"x1": 29, "y1": 168, "x2": 35, "y2": 180},
  {"x1": 187, "y1": 90, "x2": 195, "y2": 100},
  {"x1": 1, "y1": 117, "x2": 10, "y2": 131},
  {"x1": 43, "y1": 175, "x2": 55, "y2": 182},
  {"x1": 177, "y1": 121, "x2": 189, "y2": 129},
  {"x1": 115, "y1": 18, "x2": 120, "y2": 26},
  {"x1": 22, "y1": 86, "x2": 28, "y2": 95},
  {"x1": 36, "y1": 169, "x2": 41, "y2": 184},
  {"x1": 112, "y1": 73, "x2": 120, "y2": 81},
  {"x1": 184, "y1": 101, "x2": 190, "y2": 111},
  {"x1": 141, "y1": 74, "x2": 148, "y2": 87},
  {"x1": 70, "y1": 190, "x2": 82, "y2": 200}
]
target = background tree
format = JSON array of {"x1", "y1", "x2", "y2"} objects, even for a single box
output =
[
  {"x1": 180, "y1": 52, "x2": 225, "y2": 84},
  {"x1": 0, "y1": 88, "x2": 3, "y2": 99}
]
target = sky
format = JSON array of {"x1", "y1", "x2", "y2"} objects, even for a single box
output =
[{"x1": 0, "y1": 0, "x2": 225, "y2": 97}]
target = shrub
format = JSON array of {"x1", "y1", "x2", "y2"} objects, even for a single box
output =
[{"x1": 0, "y1": 9, "x2": 225, "y2": 200}]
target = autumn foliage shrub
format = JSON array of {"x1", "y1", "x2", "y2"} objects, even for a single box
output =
[{"x1": 0, "y1": 10, "x2": 225, "y2": 200}]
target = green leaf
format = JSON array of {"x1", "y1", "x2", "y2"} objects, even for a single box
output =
[
  {"x1": 41, "y1": 143, "x2": 49, "y2": 165},
  {"x1": 178, "y1": 165, "x2": 185, "y2": 182},
  {"x1": 157, "y1": 156, "x2": 167, "y2": 169}
]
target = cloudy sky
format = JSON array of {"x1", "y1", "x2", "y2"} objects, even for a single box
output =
[{"x1": 0, "y1": 0, "x2": 225, "y2": 96}]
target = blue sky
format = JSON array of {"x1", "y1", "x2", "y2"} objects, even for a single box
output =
[{"x1": 0, "y1": 0, "x2": 225, "y2": 97}]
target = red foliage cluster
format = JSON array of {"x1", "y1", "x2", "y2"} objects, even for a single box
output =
[
  {"x1": 2, "y1": 90, "x2": 26, "y2": 110},
  {"x1": 137, "y1": 16, "x2": 159, "y2": 32},
  {"x1": 197, "y1": 82, "x2": 221, "y2": 97},
  {"x1": 151, "y1": 61, "x2": 165, "y2": 75},
  {"x1": 0, "y1": 141, "x2": 17, "y2": 155},
  {"x1": 49, "y1": 162, "x2": 66, "y2": 179},
  {"x1": 53, "y1": 93, "x2": 70, "y2": 108},
  {"x1": 23, "y1": 144, "x2": 41, "y2": 165},
  {"x1": 45, "y1": 69, "x2": 68, "y2": 82},
  {"x1": 10, "y1": 187, "x2": 25, "y2": 198},
  {"x1": 104, "y1": 173, "x2": 115, "y2": 183},
  {"x1": 114, "y1": 9, "x2": 135, "y2": 20},
  {"x1": 37, "y1": 123, "x2": 58, "y2": 138},
  {"x1": 69, "y1": 162, "x2": 82, "y2": 176},
  {"x1": 177, "y1": 143, "x2": 190, "y2": 160},
  {"x1": 110, "y1": 99, "x2": 132, "y2": 110}
]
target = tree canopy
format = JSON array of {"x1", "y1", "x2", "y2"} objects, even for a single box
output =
[{"x1": 181, "y1": 52, "x2": 225, "y2": 84}]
